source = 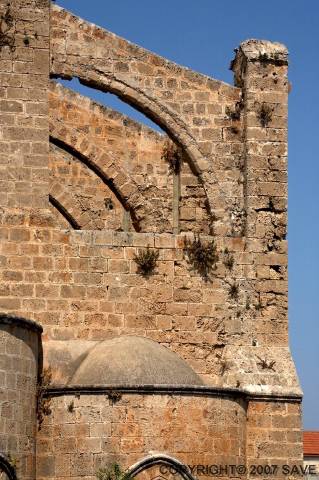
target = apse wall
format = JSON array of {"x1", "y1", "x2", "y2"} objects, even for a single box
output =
[{"x1": 0, "y1": 315, "x2": 42, "y2": 480}]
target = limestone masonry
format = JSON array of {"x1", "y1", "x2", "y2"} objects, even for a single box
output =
[{"x1": 0, "y1": 1, "x2": 302, "y2": 480}]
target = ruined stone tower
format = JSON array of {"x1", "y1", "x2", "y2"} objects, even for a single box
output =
[{"x1": 0, "y1": 1, "x2": 302, "y2": 479}]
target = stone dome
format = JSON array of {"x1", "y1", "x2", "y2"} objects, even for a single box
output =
[{"x1": 70, "y1": 335, "x2": 203, "y2": 386}]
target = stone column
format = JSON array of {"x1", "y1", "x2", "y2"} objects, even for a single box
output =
[
  {"x1": 230, "y1": 41, "x2": 303, "y2": 472},
  {"x1": 232, "y1": 40, "x2": 289, "y2": 342}
]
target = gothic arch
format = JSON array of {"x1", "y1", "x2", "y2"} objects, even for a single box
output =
[
  {"x1": 78, "y1": 74, "x2": 205, "y2": 176},
  {"x1": 50, "y1": 141, "x2": 132, "y2": 231},
  {"x1": 128, "y1": 454, "x2": 196, "y2": 480},
  {"x1": 50, "y1": 5, "x2": 239, "y2": 219},
  {"x1": 49, "y1": 120, "x2": 149, "y2": 231}
]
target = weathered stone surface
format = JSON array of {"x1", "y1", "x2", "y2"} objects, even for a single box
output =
[
  {"x1": 0, "y1": 315, "x2": 41, "y2": 480},
  {"x1": 0, "y1": 1, "x2": 302, "y2": 478}
]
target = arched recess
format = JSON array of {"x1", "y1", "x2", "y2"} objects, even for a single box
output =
[
  {"x1": 49, "y1": 121, "x2": 151, "y2": 232},
  {"x1": 50, "y1": 4, "x2": 235, "y2": 218},
  {"x1": 50, "y1": 82, "x2": 176, "y2": 233},
  {"x1": 51, "y1": 73, "x2": 205, "y2": 177},
  {"x1": 50, "y1": 141, "x2": 131, "y2": 232},
  {"x1": 53, "y1": 75, "x2": 217, "y2": 212},
  {"x1": 50, "y1": 81, "x2": 216, "y2": 234},
  {"x1": 0, "y1": 453, "x2": 17, "y2": 480},
  {"x1": 128, "y1": 454, "x2": 196, "y2": 480},
  {"x1": 78, "y1": 76, "x2": 204, "y2": 175}
]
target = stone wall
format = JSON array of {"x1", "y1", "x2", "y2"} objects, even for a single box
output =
[
  {"x1": 247, "y1": 400, "x2": 303, "y2": 471},
  {"x1": 0, "y1": 0, "x2": 50, "y2": 228},
  {"x1": 0, "y1": 227, "x2": 300, "y2": 393},
  {"x1": 0, "y1": 315, "x2": 42, "y2": 480},
  {"x1": 0, "y1": 0, "x2": 303, "y2": 478},
  {"x1": 36, "y1": 394, "x2": 303, "y2": 480},
  {"x1": 49, "y1": 82, "x2": 213, "y2": 234},
  {"x1": 50, "y1": 144, "x2": 128, "y2": 231},
  {"x1": 36, "y1": 393, "x2": 246, "y2": 480},
  {"x1": 246, "y1": 399, "x2": 303, "y2": 479},
  {"x1": 50, "y1": 5, "x2": 244, "y2": 236}
]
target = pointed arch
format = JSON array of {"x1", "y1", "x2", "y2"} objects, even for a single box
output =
[
  {"x1": 49, "y1": 121, "x2": 148, "y2": 231},
  {"x1": 50, "y1": 142, "x2": 132, "y2": 231},
  {"x1": 128, "y1": 454, "x2": 196, "y2": 480},
  {"x1": 50, "y1": 4, "x2": 241, "y2": 222},
  {"x1": 49, "y1": 81, "x2": 175, "y2": 233}
]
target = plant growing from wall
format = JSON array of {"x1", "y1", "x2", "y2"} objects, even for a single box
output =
[
  {"x1": 256, "y1": 356, "x2": 276, "y2": 371},
  {"x1": 133, "y1": 246, "x2": 159, "y2": 277},
  {"x1": 230, "y1": 126, "x2": 240, "y2": 135},
  {"x1": 161, "y1": 139, "x2": 183, "y2": 174},
  {"x1": 245, "y1": 297, "x2": 251, "y2": 310},
  {"x1": 183, "y1": 235, "x2": 219, "y2": 280},
  {"x1": 96, "y1": 463, "x2": 132, "y2": 480},
  {"x1": 37, "y1": 367, "x2": 52, "y2": 430},
  {"x1": 104, "y1": 197, "x2": 114, "y2": 211},
  {"x1": 107, "y1": 390, "x2": 122, "y2": 404},
  {"x1": 0, "y1": 7, "x2": 15, "y2": 51},
  {"x1": 228, "y1": 282, "x2": 239, "y2": 301},
  {"x1": 257, "y1": 102, "x2": 273, "y2": 127},
  {"x1": 7, "y1": 454, "x2": 17, "y2": 473},
  {"x1": 223, "y1": 247, "x2": 234, "y2": 270},
  {"x1": 225, "y1": 106, "x2": 239, "y2": 121},
  {"x1": 67, "y1": 400, "x2": 75, "y2": 413},
  {"x1": 225, "y1": 100, "x2": 243, "y2": 121},
  {"x1": 254, "y1": 293, "x2": 263, "y2": 312}
]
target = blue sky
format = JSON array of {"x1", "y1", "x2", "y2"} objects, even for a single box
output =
[{"x1": 57, "y1": 0, "x2": 319, "y2": 428}]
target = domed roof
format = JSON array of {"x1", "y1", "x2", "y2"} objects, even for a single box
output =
[{"x1": 70, "y1": 335, "x2": 203, "y2": 386}]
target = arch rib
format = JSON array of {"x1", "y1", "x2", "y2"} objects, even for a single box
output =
[{"x1": 128, "y1": 454, "x2": 197, "y2": 480}]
